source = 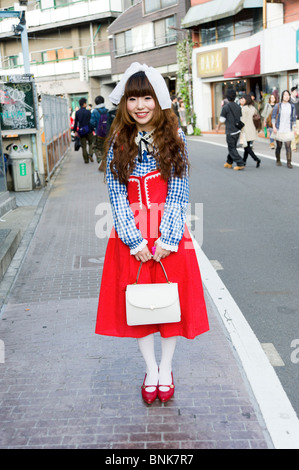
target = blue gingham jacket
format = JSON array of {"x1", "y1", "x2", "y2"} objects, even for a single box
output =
[{"x1": 106, "y1": 129, "x2": 189, "y2": 255}]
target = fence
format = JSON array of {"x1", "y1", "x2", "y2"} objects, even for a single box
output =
[{"x1": 41, "y1": 94, "x2": 71, "y2": 179}]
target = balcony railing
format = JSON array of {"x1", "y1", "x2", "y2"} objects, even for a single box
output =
[
  {"x1": 0, "y1": 0, "x2": 122, "y2": 34},
  {"x1": 0, "y1": 53, "x2": 111, "y2": 78}
]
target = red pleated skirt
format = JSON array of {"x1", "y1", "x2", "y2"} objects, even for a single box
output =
[{"x1": 95, "y1": 171, "x2": 209, "y2": 339}]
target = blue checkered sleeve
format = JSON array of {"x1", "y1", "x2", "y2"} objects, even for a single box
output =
[
  {"x1": 159, "y1": 130, "x2": 189, "y2": 249},
  {"x1": 106, "y1": 144, "x2": 145, "y2": 250}
]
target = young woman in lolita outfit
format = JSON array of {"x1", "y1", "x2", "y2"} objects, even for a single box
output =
[{"x1": 95, "y1": 63, "x2": 209, "y2": 404}]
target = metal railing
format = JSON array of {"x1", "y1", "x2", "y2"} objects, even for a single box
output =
[{"x1": 41, "y1": 93, "x2": 71, "y2": 179}]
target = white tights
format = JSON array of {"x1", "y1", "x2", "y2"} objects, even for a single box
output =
[{"x1": 137, "y1": 334, "x2": 177, "y2": 392}]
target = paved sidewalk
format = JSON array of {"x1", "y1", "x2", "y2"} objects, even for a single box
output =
[{"x1": 0, "y1": 148, "x2": 273, "y2": 449}]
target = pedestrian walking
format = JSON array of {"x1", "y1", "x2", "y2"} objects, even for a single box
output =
[
  {"x1": 261, "y1": 94, "x2": 278, "y2": 149},
  {"x1": 178, "y1": 99, "x2": 187, "y2": 134},
  {"x1": 171, "y1": 95, "x2": 181, "y2": 127},
  {"x1": 239, "y1": 94, "x2": 261, "y2": 168},
  {"x1": 290, "y1": 86, "x2": 299, "y2": 152},
  {"x1": 73, "y1": 98, "x2": 94, "y2": 164},
  {"x1": 107, "y1": 103, "x2": 117, "y2": 132},
  {"x1": 90, "y1": 95, "x2": 109, "y2": 171},
  {"x1": 95, "y1": 62, "x2": 209, "y2": 405},
  {"x1": 216, "y1": 89, "x2": 245, "y2": 170},
  {"x1": 271, "y1": 90, "x2": 296, "y2": 168}
]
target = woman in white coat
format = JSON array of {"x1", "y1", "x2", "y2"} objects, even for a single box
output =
[{"x1": 240, "y1": 94, "x2": 261, "y2": 168}]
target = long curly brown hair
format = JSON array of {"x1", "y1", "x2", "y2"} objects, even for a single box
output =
[{"x1": 104, "y1": 71, "x2": 188, "y2": 184}]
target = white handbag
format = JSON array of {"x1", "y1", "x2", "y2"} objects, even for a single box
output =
[{"x1": 126, "y1": 261, "x2": 181, "y2": 326}]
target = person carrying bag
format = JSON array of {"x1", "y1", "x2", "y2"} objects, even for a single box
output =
[{"x1": 95, "y1": 63, "x2": 209, "y2": 405}]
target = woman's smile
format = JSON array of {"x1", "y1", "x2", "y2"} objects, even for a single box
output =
[{"x1": 127, "y1": 96, "x2": 156, "y2": 131}]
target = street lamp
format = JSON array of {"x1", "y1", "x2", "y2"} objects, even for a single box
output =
[{"x1": 169, "y1": 25, "x2": 194, "y2": 128}]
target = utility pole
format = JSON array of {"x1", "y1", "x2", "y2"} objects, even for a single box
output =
[{"x1": 0, "y1": 1, "x2": 30, "y2": 74}]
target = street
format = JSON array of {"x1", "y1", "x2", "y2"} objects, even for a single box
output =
[
  {"x1": 0, "y1": 136, "x2": 299, "y2": 449},
  {"x1": 0, "y1": 143, "x2": 278, "y2": 450},
  {"x1": 187, "y1": 136, "x2": 299, "y2": 417}
]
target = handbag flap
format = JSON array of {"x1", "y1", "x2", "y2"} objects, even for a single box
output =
[{"x1": 126, "y1": 283, "x2": 179, "y2": 309}]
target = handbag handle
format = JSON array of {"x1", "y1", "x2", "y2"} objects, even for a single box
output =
[{"x1": 135, "y1": 260, "x2": 169, "y2": 284}]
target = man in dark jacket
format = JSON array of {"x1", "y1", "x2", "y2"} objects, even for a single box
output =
[
  {"x1": 73, "y1": 97, "x2": 94, "y2": 164},
  {"x1": 90, "y1": 96, "x2": 108, "y2": 171},
  {"x1": 216, "y1": 89, "x2": 245, "y2": 170}
]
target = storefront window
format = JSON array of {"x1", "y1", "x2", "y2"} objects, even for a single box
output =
[
  {"x1": 199, "y1": 8, "x2": 262, "y2": 46},
  {"x1": 235, "y1": 18, "x2": 253, "y2": 40},
  {"x1": 288, "y1": 73, "x2": 299, "y2": 90},
  {"x1": 201, "y1": 26, "x2": 216, "y2": 46},
  {"x1": 262, "y1": 75, "x2": 280, "y2": 99},
  {"x1": 217, "y1": 18, "x2": 234, "y2": 43}
]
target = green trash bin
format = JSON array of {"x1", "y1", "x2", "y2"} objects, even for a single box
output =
[{"x1": 9, "y1": 144, "x2": 33, "y2": 192}]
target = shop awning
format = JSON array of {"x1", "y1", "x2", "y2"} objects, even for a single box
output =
[
  {"x1": 223, "y1": 45, "x2": 260, "y2": 78},
  {"x1": 182, "y1": 0, "x2": 244, "y2": 28},
  {"x1": 181, "y1": 0, "x2": 263, "y2": 28}
]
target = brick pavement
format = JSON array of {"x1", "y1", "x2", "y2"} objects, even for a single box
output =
[{"x1": 0, "y1": 148, "x2": 273, "y2": 449}]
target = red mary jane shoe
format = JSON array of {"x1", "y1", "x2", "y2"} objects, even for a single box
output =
[
  {"x1": 141, "y1": 375, "x2": 158, "y2": 404},
  {"x1": 158, "y1": 372, "x2": 175, "y2": 403}
]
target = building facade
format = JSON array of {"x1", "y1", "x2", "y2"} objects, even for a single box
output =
[
  {"x1": 182, "y1": 0, "x2": 299, "y2": 131},
  {"x1": 0, "y1": 0, "x2": 135, "y2": 201},
  {"x1": 0, "y1": 0, "x2": 128, "y2": 108},
  {"x1": 108, "y1": 0, "x2": 191, "y2": 95}
]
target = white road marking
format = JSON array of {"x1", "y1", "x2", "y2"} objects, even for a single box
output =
[
  {"x1": 209, "y1": 260, "x2": 224, "y2": 271},
  {"x1": 261, "y1": 343, "x2": 285, "y2": 367}
]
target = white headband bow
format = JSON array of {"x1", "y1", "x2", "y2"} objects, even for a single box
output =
[{"x1": 109, "y1": 62, "x2": 171, "y2": 110}]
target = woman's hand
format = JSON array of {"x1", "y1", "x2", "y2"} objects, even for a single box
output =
[
  {"x1": 134, "y1": 242, "x2": 171, "y2": 263},
  {"x1": 152, "y1": 242, "x2": 171, "y2": 262},
  {"x1": 134, "y1": 246, "x2": 152, "y2": 263},
  {"x1": 273, "y1": 124, "x2": 277, "y2": 134}
]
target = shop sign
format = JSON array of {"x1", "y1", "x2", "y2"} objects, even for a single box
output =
[{"x1": 197, "y1": 48, "x2": 228, "y2": 78}]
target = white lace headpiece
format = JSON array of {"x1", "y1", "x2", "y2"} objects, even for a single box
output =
[{"x1": 109, "y1": 62, "x2": 171, "y2": 110}]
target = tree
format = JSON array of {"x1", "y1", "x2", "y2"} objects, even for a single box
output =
[{"x1": 176, "y1": 37, "x2": 198, "y2": 134}]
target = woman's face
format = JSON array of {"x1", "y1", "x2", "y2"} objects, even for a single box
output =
[
  {"x1": 239, "y1": 97, "x2": 246, "y2": 106},
  {"x1": 127, "y1": 95, "x2": 156, "y2": 131},
  {"x1": 270, "y1": 95, "x2": 276, "y2": 104},
  {"x1": 282, "y1": 91, "x2": 290, "y2": 102}
]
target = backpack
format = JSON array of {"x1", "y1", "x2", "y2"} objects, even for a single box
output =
[{"x1": 96, "y1": 109, "x2": 108, "y2": 137}]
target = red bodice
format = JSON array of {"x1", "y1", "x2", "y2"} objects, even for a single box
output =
[
  {"x1": 127, "y1": 170, "x2": 168, "y2": 209},
  {"x1": 127, "y1": 170, "x2": 168, "y2": 242}
]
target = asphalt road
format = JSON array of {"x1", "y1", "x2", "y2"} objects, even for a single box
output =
[{"x1": 187, "y1": 137, "x2": 299, "y2": 418}]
